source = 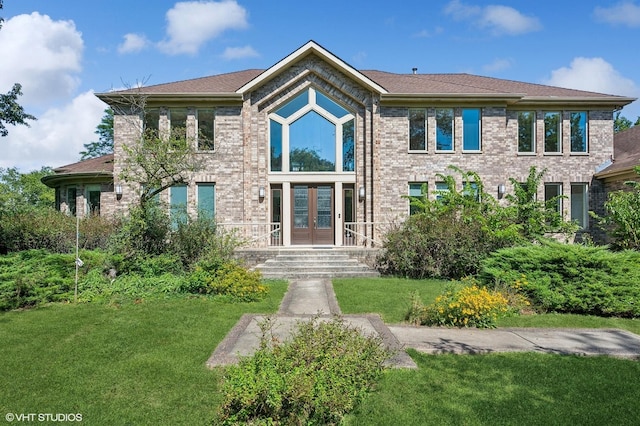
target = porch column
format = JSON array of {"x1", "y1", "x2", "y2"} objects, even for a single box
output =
[
  {"x1": 282, "y1": 181, "x2": 291, "y2": 246},
  {"x1": 334, "y1": 181, "x2": 343, "y2": 246}
]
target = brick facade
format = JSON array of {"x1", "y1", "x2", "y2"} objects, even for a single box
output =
[{"x1": 45, "y1": 41, "x2": 632, "y2": 246}]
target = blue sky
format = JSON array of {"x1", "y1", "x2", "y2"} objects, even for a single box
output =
[{"x1": 1, "y1": 0, "x2": 639, "y2": 171}]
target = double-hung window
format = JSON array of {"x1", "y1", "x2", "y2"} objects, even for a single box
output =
[
  {"x1": 517, "y1": 111, "x2": 535, "y2": 153},
  {"x1": 436, "y1": 108, "x2": 454, "y2": 151},
  {"x1": 409, "y1": 109, "x2": 426, "y2": 151},
  {"x1": 462, "y1": 108, "x2": 481, "y2": 151},
  {"x1": 544, "y1": 183, "x2": 562, "y2": 214},
  {"x1": 570, "y1": 112, "x2": 588, "y2": 153},
  {"x1": 544, "y1": 112, "x2": 561, "y2": 153}
]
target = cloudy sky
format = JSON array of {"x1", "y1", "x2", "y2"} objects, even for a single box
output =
[{"x1": 1, "y1": 0, "x2": 639, "y2": 171}]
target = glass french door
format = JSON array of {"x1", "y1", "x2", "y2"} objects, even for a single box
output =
[{"x1": 291, "y1": 184, "x2": 334, "y2": 245}]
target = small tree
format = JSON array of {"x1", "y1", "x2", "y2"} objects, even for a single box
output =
[{"x1": 599, "y1": 166, "x2": 640, "y2": 250}]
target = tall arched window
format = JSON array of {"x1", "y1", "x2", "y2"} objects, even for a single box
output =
[{"x1": 269, "y1": 88, "x2": 355, "y2": 172}]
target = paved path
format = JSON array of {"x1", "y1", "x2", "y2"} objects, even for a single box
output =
[{"x1": 206, "y1": 279, "x2": 640, "y2": 369}]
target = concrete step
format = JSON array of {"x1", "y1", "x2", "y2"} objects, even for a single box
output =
[{"x1": 253, "y1": 249, "x2": 380, "y2": 279}]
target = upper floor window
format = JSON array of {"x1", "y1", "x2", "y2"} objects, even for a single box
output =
[
  {"x1": 462, "y1": 108, "x2": 481, "y2": 151},
  {"x1": 409, "y1": 109, "x2": 426, "y2": 151},
  {"x1": 517, "y1": 111, "x2": 535, "y2": 153},
  {"x1": 143, "y1": 109, "x2": 160, "y2": 138},
  {"x1": 269, "y1": 88, "x2": 355, "y2": 173},
  {"x1": 436, "y1": 108, "x2": 454, "y2": 151},
  {"x1": 197, "y1": 109, "x2": 215, "y2": 151},
  {"x1": 169, "y1": 108, "x2": 187, "y2": 139},
  {"x1": 570, "y1": 112, "x2": 588, "y2": 153},
  {"x1": 544, "y1": 112, "x2": 561, "y2": 153}
]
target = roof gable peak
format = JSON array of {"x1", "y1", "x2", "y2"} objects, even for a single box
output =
[{"x1": 236, "y1": 40, "x2": 387, "y2": 95}]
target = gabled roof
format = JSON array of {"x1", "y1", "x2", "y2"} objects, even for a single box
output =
[
  {"x1": 96, "y1": 41, "x2": 635, "y2": 109},
  {"x1": 235, "y1": 40, "x2": 388, "y2": 95},
  {"x1": 41, "y1": 154, "x2": 114, "y2": 187},
  {"x1": 596, "y1": 126, "x2": 640, "y2": 180}
]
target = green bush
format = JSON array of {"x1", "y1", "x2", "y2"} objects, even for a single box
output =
[
  {"x1": 0, "y1": 249, "x2": 112, "y2": 310},
  {"x1": 378, "y1": 213, "x2": 511, "y2": 279},
  {"x1": 216, "y1": 316, "x2": 391, "y2": 425},
  {"x1": 480, "y1": 242, "x2": 640, "y2": 317}
]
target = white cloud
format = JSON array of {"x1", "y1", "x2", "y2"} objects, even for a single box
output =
[
  {"x1": 0, "y1": 12, "x2": 84, "y2": 106},
  {"x1": 0, "y1": 92, "x2": 107, "y2": 172},
  {"x1": 158, "y1": 0, "x2": 249, "y2": 55},
  {"x1": 118, "y1": 33, "x2": 150, "y2": 54},
  {"x1": 594, "y1": 1, "x2": 640, "y2": 27},
  {"x1": 443, "y1": 0, "x2": 541, "y2": 35},
  {"x1": 482, "y1": 58, "x2": 512, "y2": 73},
  {"x1": 221, "y1": 45, "x2": 259, "y2": 60},
  {"x1": 543, "y1": 57, "x2": 638, "y2": 97},
  {"x1": 413, "y1": 27, "x2": 444, "y2": 38}
]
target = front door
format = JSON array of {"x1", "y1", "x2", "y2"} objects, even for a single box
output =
[{"x1": 291, "y1": 184, "x2": 334, "y2": 245}]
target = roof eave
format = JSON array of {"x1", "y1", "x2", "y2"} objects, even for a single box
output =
[
  {"x1": 380, "y1": 93, "x2": 525, "y2": 104},
  {"x1": 41, "y1": 172, "x2": 113, "y2": 188},
  {"x1": 96, "y1": 92, "x2": 243, "y2": 104},
  {"x1": 236, "y1": 40, "x2": 388, "y2": 95},
  {"x1": 516, "y1": 96, "x2": 636, "y2": 108}
]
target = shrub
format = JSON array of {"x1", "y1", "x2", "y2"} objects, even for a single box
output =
[
  {"x1": 216, "y1": 316, "x2": 391, "y2": 425},
  {"x1": 0, "y1": 249, "x2": 112, "y2": 310},
  {"x1": 596, "y1": 169, "x2": 640, "y2": 250},
  {"x1": 187, "y1": 261, "x2": 266, "y2": 301},
  {"x1": 480, "y1": 242, "x2": 640, "y2": 317},
  {"x1": 408, "y1": 279, "x2": 509, "y2": 328},
  {"x1": 378, "y1": 213, "x2": 512, "y2": 279}
]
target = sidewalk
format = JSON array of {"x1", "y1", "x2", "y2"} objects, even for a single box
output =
[{"x1": 206, "y1": 279, "x2": 640, "y2": 369}]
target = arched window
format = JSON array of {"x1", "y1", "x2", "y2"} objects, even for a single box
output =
[{"x1": 269, "y1": 88, "x2": 355, "y2": 172}]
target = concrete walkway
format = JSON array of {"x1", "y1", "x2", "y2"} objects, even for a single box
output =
[{"x1": 206, "y1": 279, "x2": 640, "y2": 369}]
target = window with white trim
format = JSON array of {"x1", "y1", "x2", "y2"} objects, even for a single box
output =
[
  {"x1": 462, "y1": 108, "x2": 481, "y2": 151},
  {"x1": 269, "y1": 88, "x2": 355, "y2": 173},
  {"x1": 570, "y1": 112, "x2": 588, "y2": 153},
  {"x1": 408, "y1": 182, "x2": 427, "y2": 215},
  {"x1": 436, "y1": 108, "x2": 454, "y2": 151},
  {"x1": 517, "y1": 111, "x2": 535, "y2": 153},
  {"x1": 571, "y1": 183, "x2": 588, "y2": 229},
  {"x1": 544, "y1": 112, "x2": 561, "y2": 153},
  {"x1": 544, "y1": 183, "x2": 562, "y2": 214}
]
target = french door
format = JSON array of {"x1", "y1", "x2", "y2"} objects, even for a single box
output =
[{"x1": 291, "y1": 184, "x2": 334, "y2": 245}]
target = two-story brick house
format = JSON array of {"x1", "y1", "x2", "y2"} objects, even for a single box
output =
[{"x1": 45, "y1": 41, "x2": 634, "y2": 247}]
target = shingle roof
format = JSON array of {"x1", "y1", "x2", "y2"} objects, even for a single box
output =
[
  {"x1": 101, "y1": 67, "x2": 630, "y2": 102},
  {"x1": 597, "y1": 126, "x2": 640, "y2": 177},
  {"x1": 52, "y1": 154, "x2": 114, "y2": 174}
]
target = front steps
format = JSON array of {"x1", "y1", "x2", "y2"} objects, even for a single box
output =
[{"x1": 251, "y1": 248, "x2": 380, "y2": 279}]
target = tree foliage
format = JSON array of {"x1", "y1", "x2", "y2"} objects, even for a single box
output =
[
  {"x1": 80, "y1": 108, "x2": 114, "y2": 159},
  {"x1": 0, "y1": 166, "x2": 54, "y2": 212},
  {"x1": 598, "y1": 166, "x2": 640, "y2": 250},
  {"x1": 614, "y1": 111, "x2": 640, "y2": 133}
]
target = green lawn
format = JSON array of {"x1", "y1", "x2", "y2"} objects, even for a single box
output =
[
  {"x1": 0, "y1": 282, "x2": 287, "y2": 426},
  {"x1": 333, "y1": 277, "x2": 640, "y2": 335},
  {"x1": 2, "y1": 277, "x2": 640, "y2": 425}
]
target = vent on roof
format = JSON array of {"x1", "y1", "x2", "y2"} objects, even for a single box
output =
[{"x1": 412, "y1": 67, "x2": 418, "y2": 75}]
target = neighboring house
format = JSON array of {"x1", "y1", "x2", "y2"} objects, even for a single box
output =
[
  {"x1": 595, "y1": 125, "x2": 640, "y2": 190},
  {"x1": 42, "y1": 154, "x2": 115, "y2": 217},
  {"x1": 46, "y1": 41, "x2": 635, "y2": 247}
]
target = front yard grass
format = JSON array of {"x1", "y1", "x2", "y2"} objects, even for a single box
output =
[{"x1": 2, "y1": 277, "x2": 639, "y2": 424}]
